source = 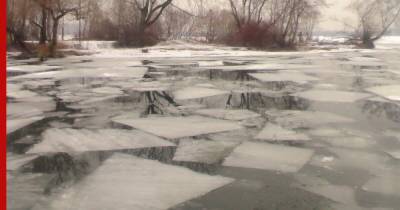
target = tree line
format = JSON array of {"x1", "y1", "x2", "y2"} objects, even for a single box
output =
[{"x1": 7, "y1": 0, "x2": 400, "y2": 57}]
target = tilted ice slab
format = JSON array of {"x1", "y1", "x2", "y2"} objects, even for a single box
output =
[
  {"x1": 41, "y1": 154, "x2": 234, "y2": 210},
  {"x1": 223, "y1": 142, "x2": 314, "y2": 172},
  {"x1": 7, "y1": 65, "x2": 62, "y2": 73},
  {"x1": 385, "y1": 150, "x2": 400, "y2": 160},
  {"x1": 7, "y1": 117, "x2": 45, "y2": 135},
  {"x1": 249, "y1": 72, "x2": 319, "y2": 84},
  {"x1": 255, "y1": 123, "x2": 311, "y2": 142},
  {"x1": 198, "y1": 60, "x2": 224, "y2": 67},
  {"x1": 292, "y1": 90, "x2": 371, "y2": 103},
  {"x1": 173, "y1": 87, "x2": 229, "y2": 100},
  {"x1": 7, "y1": 103, "x2": 44, "y2": 119},
  {"x1": 112, "y1": 116, "x2": 243, "y2": 139},
  {"x1": 367, "y1": 85, "x2": 400, "y2": 101},
  {"x1": 91, "y1": 87, "x2": 124, "y2": 95},
  {"x1": 216, "y1": 63, "x2": 286, "y2": 72},
  {"x1": 362, "y1": 172, "x2": 400, "y2": 197},
  {"x1": 10, "y1": 67, "x2": 148, "y2": 81},
  {"x1": 7, "y1": 154, "x2": 38, "y2": 171},
  {"x1": 265, "y1": 110, "x2": 354, "y2": 129},
  {"x1": 27, "y1": 128, "x2": 175, "y2": 154},
  {"x1": 173, "y1": 139, "x2": 238, "y2": 164},
  {"x1": 194, "y1": 109, "x2": 261, "y2": 121}
]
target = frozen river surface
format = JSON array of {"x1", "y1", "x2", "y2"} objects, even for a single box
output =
[{"x1": 6, "y1": 41, "x2": 400, "y2": 210}]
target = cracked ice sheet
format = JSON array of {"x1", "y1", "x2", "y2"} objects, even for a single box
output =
[
  {"x1": 265, "y1": 110, "x2": 354, "y2": 129},
  {"x1": 173, "y1": 87, "x2": 229, "y2": 100},
  {"x1": 367, "y1": 85, "x2": 400, "y2": 102},
  {"x1": 7, "y1": 65, "x2": 62, "y2": 73},
  {"x1": 223, "y1": 142, "x2": 314, "y2": 173},
  {"x1": 249, "y1": 72, "x2": 319, "y2": 84},
  {"x1": 292, "y1": 90, "x2": 371, "y2": 103},
  {"x1": 9, "y1": 67, "x2": 148, "y2": 81},
  {"x1": 36, "y1": 154, "x2": 234, "y2": 210},
  {"x1": 173, "y1": 139, "x2": 238, "y2": 164},
  {"x1": 27, "y1": 128, "x2": 175, "y2": 154},
  {"x1": 255, "y1": 123, "x2": 311, "y2": 142},
  {"x1": 112, "y1": 116, "x2": 243, "y2": 139},
  {"x1": 194, "y1": 109, "x2": 261, "y2": 121}
]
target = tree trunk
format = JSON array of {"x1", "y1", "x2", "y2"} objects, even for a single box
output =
[
  {"x1": 49, "y1": 19, "x2": 59, "y2": 57},
  {"x1": 362, "y1": 38, "x2": 375, "y2": 49},
  {"x1": 39, "y1": 8, "x2": 47, "y2": 44}
]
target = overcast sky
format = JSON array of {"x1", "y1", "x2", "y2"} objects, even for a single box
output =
[{"x1": 317, "y1": 0, "x2": 357, "y2": 32}]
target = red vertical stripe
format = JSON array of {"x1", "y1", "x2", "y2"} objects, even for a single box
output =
[{"x1": 1, "y1": 0, "x2": 7, "y2": 209}]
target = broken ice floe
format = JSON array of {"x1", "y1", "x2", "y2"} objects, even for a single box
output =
[
  {"x1": 367, "y1": 85, "x2": 400, "y2": 102},
  {"x1": 254, "y1": 123, "x2": 311, "y2": 142},
  {"x1": 321, "y1": 136, "x2": 375, "y2": 149},
  {"x1": 223, "y1": 142, "x2": 314, "y2": 172},
  {"x1": 7, "y1": 154, "x2": 38, "y2": 171},
  {"x1": 27, "y1": 128, "x2": 175, "y2": 154},
  {"x1": 173, "y1": 87, "x2": 229, "y2": 100},
  {"x1": 385, "y1": 150, "x2": 400, "y2": 160},
  {"x1": 173, "y1": 139, "x2": 238, "y2": 164},
  {"x1": 7, "y1": 117, "x2": 45, "y2": 135},
  {"x1": 7, "y1": 65, "x2": 61, "y2": 73},
  {"x1": 265, "y1": 110, "x2": 354, "y2": 129},
  {"x1": 294, "y1": 174, "x2": 357, "y2": 205},
  {"x1": 10, "y1": 67, "x2": 148, "y2": 81},
  {"x1": 194, "y1": 109, "x2": 261, "y2": 121},
  {"x1": 249, "y1": 72, "x2": 319, "y2": 84},
  {"x1": 293, "y1": 90, "x2": 371, "y2": 103},
  {"x1": 112, "y1": 116, "x2": 243, "y2": 139},
  {"x1": 38, "y1": 154, "x2": 234, "y2": 210}
]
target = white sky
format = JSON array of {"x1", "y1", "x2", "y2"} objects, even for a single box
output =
[{"x1": 317, "y1": 0, "x2": 358, "y2": 32}]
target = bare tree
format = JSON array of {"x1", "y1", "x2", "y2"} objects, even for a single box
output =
[
  {"x1": 7, "y1": 0, "x2": 33, "y2": 52},
  {"x1": 34, "y1": 0, "x2": 78, "y2": 56},
  {"x1": 131, "y1": 0, "x2": 173, "y2": 44},
  {"x1": 228, "y1": 0, "x2": 268, "y2": 28},
  {"x1": 352, "y1": 0, "x2": 400, "y2": 48}
]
